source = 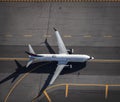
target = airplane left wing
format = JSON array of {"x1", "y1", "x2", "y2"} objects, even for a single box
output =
[
  {"x1": 49, "y1": 61, "x2": 68, "y2": 85},
  {"x1": 53, "y1": 28, "x2": 68, "y2": 54}
]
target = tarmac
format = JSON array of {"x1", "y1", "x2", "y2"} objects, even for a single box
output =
[{"x1": 0, "y1": 2, "x2": 120, "y2": 102}]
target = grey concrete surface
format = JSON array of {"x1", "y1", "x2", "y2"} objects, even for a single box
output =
[
  {"x1": 1, "y1": 73, "x2": 120, "y2": 102},
  {"x1": 0, "y1": 46, "x2": 120, "y2": 102},
  {"x1": 0, "y1": 2, "x2": 120, "y2": 102},
  {"x1": 0, "y1": 45, "x2": 120, "y2": 59},
  {"x1": 0, "y1": 2, "x2": 120, "y2": 46},
  {"x1": 0, "y1": 57, "x2": 120, "y2": 75},
  {"x1": 40, "y1": 89, "x2": 120, "y2": 102}
]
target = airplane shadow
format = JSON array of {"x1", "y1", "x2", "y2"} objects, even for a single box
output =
[
  {"x1": 0, "y1": 60, "x2": 26, "y2": 84},
  {"x1": 41, "y1": 38, "x2": 56, "y2": 54},
  {"x1": 0, "y1": 38, "x2": 87, "y2": 98},
  {"x1": 0, "y1": 60, "x2": 86, "y2": 99},
  {"x1": 36, "y1": 61, "x2": 87, "y2": 97},
  {"x1": 0, "y1": 38, "x2": 56, "y2": 85}
]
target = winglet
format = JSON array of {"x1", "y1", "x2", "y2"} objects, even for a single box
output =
[{"x1": 53, "y1": 27, "x2": 57, "y2": 31}]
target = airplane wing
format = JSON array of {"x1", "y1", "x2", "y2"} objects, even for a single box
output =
[
  {"x1": 53, "y1": 28, "x2": 68, "y2": 54},
  {"x1": 49, "y1": 61, "x2": 68, "y2": 85}
]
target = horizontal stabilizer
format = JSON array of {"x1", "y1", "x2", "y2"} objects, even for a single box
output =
[
  {"x1": 15, "y1": 60, "x2": 23, "y2": 69},
  {"x1": 53, "y1": 27, "x2": 57, "y2": 31},
  {"x1": 28, "y1": 44, "x2": 35, "y2": 54}
]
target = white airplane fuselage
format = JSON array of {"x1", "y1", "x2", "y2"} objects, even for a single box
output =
[
  {"x1": 26, "y1": 28, "x2": 95, "y2": 85},
  {"x1": 31, "y1": 54, "x2": 93, "y2": 63}
]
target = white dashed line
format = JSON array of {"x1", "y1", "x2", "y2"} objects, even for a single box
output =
[
  {"x1": 43, "y1": 35, "x2": 51, "y2": 37},
  {"x1": 5, "y1": 34, "x2": 13, "y2": 37},
  {"x1": 64, "y1": 35, "x2": 72, "y2": 38},
  {"x1": 24, "y1": 35, "x2": 32, "y2": 37},
  {"x1": 104, "y1": 35, "x2": 112, "y2": 38},
  {"x1": 83, "y1": 35, "x2": 91, "y2": 38}
]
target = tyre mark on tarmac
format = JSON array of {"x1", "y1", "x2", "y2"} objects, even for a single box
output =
[{"x1": 4, "y1": 62, "x2": 50, "y2": 102}]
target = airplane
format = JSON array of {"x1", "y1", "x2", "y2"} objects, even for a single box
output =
[{"x1": 25, "y1": 28, "x2": 94, "y2": 85}]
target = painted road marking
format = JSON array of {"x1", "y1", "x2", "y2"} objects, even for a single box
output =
[
  {"x1": 104, "y1": 35, "x2": 112, "y2": 38},
  {"x1": 24, "y1": 34, "x2": 32, "y2": 37},
  {"x1": 5, "y1": 34, "x2": 13, "y2": 37},
  {"x1": 43, "y1": 34, "x2": 51, "y2": 38},
  {"x1": 45, "y1": 83, "x2": 120, "y2": 91},
  {"x1": 83, "y1": 35, "x2": 91, "y2": 38},
  {"x1": 43, "y1": 83, "x2": 120, "y2": 102},
  {"x1": 89, "y1": 59, "x2": 120, "y2": 63},
  {"x1": 0, "y1": 58, "x2": 28, "y2": 61},
  {"x1": 2, "y1": 34, "x2": 115, "y2": 38},
  {"x1": 32, "y1": 83, "x2": 120, "y2": 102},
  {"x1": 43, "y1": 91, "x2": 51, "y2": 102},
  {"x1": 46, "y1": 83, "x2": 105, "y2": 91},
  {"x1": 0, "y1": 57, "x2": 120, "y2": 63},
  {"x1": 64, "y1": 35, "x2": 72, "y2": 38},
  {"x1": 105, "y1": 84, "x2": 109, "y2": 99},
  {"x1": 65, "y1": 84, "x2": 69, "y2": 97},
  {"x1": 4, "y1": 62, "x2": 50, "y2": 102}
]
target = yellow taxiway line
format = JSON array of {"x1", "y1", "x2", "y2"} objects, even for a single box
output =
[
  {"x1": 4, "y1": 62, "x2": 50, "y2": 102},
  {"x1": 1, "y1": 57, "x2": 120, "y2": 101},
  {"x1": 43, "y1": 83, "x2": 120, "y2": 102},
  {"x1": 43, "y1": 91, "x2": 51, "y2": 102},
  {"x1": 32, "y1": 83, "x2": 120, "y2": 102},
  {"x1": 46, "y1": 83, "x2": 120, "y2": 91},
  {"x1": 89, "y1": 59, "x2": 120, "y2": 63},
  {"x1": 65, "y1": 84, "x2": 69, "y2": 97},
  {"x1": 0, "y1": 58, "x2": 28, "y2": 61},
  {"x1": 105, "y1": 84, "x2": 109, "y2": 99},
  {"x1": 0, "y1": 57, "x2": 120, "y2": 63}
]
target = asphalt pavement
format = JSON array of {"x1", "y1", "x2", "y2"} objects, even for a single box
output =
[{"x1": 0, "y1": 2, "x2": 120, "y2": 102}]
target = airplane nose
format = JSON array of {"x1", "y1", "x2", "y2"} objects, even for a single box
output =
[{"x1": 89, "y1": 56, "x2": 94, "y2": 60}]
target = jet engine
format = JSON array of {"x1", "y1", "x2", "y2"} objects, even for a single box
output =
[{"x1": 67, "y1": 48, "x2": 74, "y2": 54}]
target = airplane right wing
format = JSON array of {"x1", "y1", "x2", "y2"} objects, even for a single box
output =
[
  {"x1": 49, "y1": 61, "x2": 68, "y2": 85},
  {"x1": 53, "y1": 28, "x2": 68, "y2": 54}
]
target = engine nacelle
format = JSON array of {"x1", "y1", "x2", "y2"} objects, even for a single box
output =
[
  {"x1": 65, "y1": 64, "x2": 72, "y2": 68},
  {"x1": 67, "y1": 48, "x2": 74, "y2": 54}
]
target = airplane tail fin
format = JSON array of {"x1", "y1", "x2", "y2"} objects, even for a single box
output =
[
  {"x1": 28, "y1": 44, "x2": 35, "y2": 54},
  {"x1": 26, "y1": 44, "x2": 35, "y2": 67}
]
